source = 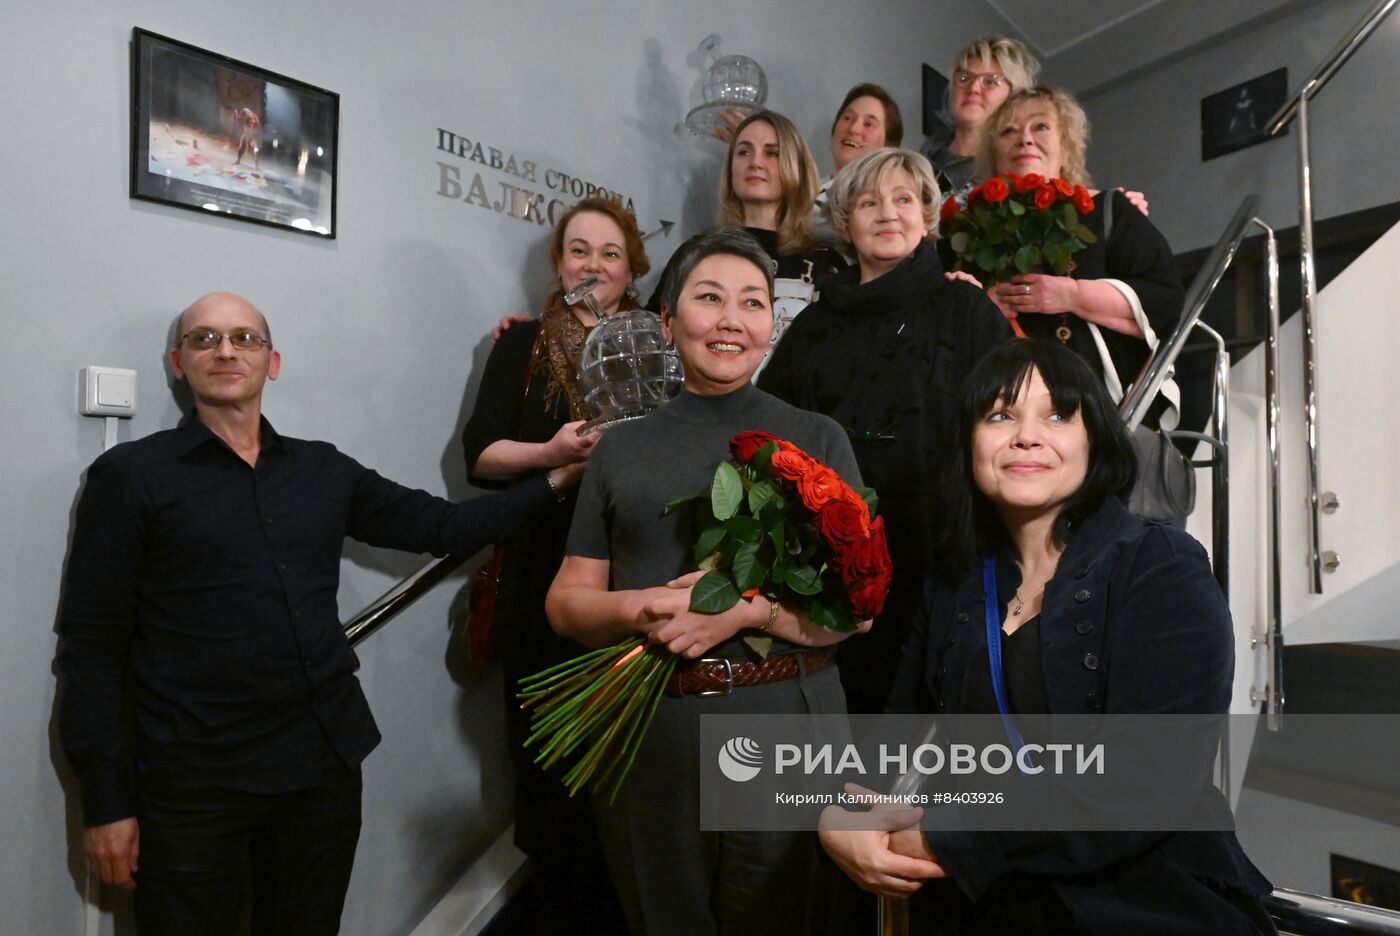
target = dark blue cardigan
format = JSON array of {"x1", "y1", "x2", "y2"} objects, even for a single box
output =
[{"x1": 888, "y1": 498, "x2": 1275, "y2": 935}]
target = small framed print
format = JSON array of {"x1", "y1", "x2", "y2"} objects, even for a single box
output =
[{"x1": 1201, "y1": 68, "x2": 1288, "y2": 162}]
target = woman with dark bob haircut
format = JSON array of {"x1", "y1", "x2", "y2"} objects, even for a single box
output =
[{"x1": 820, "y1": 339, "x2": 1276, "y2": 934}]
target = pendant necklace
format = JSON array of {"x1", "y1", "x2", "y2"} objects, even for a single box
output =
[
  {"x1": 1055, "y1": 314, "x2": 1072, "y2": 343},
  {"x1": 1010, "y1": 583, "x2": 1046, "y2": 616}
]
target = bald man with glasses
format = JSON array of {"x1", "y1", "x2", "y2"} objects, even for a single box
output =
[{"x1": 58, "y1": 292, "x2": 574, "y2": 935}]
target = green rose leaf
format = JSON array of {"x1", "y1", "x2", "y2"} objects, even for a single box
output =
[
  {"x1": 748, "y1": 479, "x2": 782, "y2": 516},
  {"x1": 689, "y1": 570, "x2": 741, "y2": 613},
  {"x1": 1014, "y1": 244, "x2": 1041, "y2": 274},
  {"x1": 1008, "y1": 199, "x2": 1025, "y2": 216},
  {"x1": 664, "y1": 493, "x2": 698, "y2": 514},
  {"x1": 693, "y1": 525, "x2": 727, "y2": 565},
  {"x1": 742, "y1": 634, "x2": 774, "y2": 658},
  {"x1": 806, "y1": 599, "x2": 843, "y2": 632},
  {"x1": 949, "y1": 231, "x2": 970, "y2": 255},
  {"x1": 732, "y1": 541, "x2": 764, "y2": 592},
  {"x1": 768, "y1": 520, "x2": 785, "y2": 556},
  {"x1": 751, "y1": 441, "x2": 779, "y2": 474},
  {"x1": 856, "y1": 486, "x2": 878, "y2": 516},
  {"x1": 724, "y1": 515, "x2": 761, "y2": 542},
  {"x1": 710, "y1": 461, "x2": 743, "y2": 521},
  {"x1": 784, "y1": 564, "x2": 823, "y2": 596}
]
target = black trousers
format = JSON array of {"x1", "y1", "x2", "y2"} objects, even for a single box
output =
[{"x1": 133, "y1": 766, "x2": 362, "y2": 936}]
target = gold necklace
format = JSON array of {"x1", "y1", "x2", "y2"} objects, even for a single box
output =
[{"x1": 1010, "y1": 583, "x2": 1046, "y2": 616}]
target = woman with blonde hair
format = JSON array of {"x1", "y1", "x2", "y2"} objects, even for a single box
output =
[
  {"x1": 759, "y1": 147, "x2": 1011, "y2": 715},
  {"x1": 924, "y1": 36, "x2": 1040, "y2": 201},
  {"x1": 714, "y1": 110, "x2": 846, "y2": 358},
  {"x1": 976, "y1": 86, "x2": 1182, "y2": 428}
]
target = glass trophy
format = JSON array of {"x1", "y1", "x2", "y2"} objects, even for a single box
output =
[
  {"x1": 569, "y1": 279, "x2": 683, "y2": 432},
  {"x1": 683, "y1": 35, "x2": 769, "y2": 139}
]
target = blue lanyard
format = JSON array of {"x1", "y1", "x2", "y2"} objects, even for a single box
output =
[{"x1": 982, "y1": 558, "x2": 1027, "y2": 754}]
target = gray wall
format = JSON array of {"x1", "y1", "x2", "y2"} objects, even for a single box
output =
[
  {"x1": 0, "y1": 2, "x2": 1014, "y2": 933},
  {"x1": 1084, "y1": 0, "x2": 1400, "y2": 252}
]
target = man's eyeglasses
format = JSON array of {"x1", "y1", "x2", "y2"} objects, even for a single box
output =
[
  {"x1": 179, "y1": 329, "x2": 273, "y2": 352},
  {"x1": 954, "y1": 71, "x2": 1006, "y2": 91}
]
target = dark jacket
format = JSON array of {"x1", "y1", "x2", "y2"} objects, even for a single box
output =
[
  {"x1": 759, "y1": 240, "x2": 1012, "y2": 713},
  {"x1": 888, "y1": 498, "x2": 1274, "y2": 934}
]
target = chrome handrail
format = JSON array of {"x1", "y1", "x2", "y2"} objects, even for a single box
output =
[
  {"x1": 343, "y1": 553, "x2": 471, "y2": 648},
  {"x1": 1121, "y1": 196, "x2": 1256, "y2": 430},
  {"x1": 1265, "y1": 0, "x2": 1398, "y2": 593},
  {"x1": 1265, "y1": 0, "x2": 1399, "y2": 136},
  {"x1": 1255, "y1": 221, "x2": 1285, "y2": 731},
  {"x1": 1265, "y1": 887, "x2": 1400, "y2": 935},
  {"x1": 1119, "y1": 196, "x2": 1285, "y2": 729}
]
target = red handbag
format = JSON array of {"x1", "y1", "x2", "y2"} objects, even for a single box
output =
[{"x1": 466, "y1": 546, "x2": 504, "y2": 661}]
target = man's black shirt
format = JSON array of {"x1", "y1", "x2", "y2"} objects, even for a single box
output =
[{"x1": 58, "y1": 416, "x2": 550, "y2": 825}]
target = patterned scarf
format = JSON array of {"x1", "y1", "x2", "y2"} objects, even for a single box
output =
[{"x1": 532, "y1": 291, "x2": 641, "y2": 422}]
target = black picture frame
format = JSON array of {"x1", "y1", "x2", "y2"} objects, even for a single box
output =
[
  {"x1": 922, "y1": 64, "x2": 953, "y2": 145},
  {"x1": 130, "y1": 28, "x2": 339, "y2": 238},
  {"x1": 1333, "y1": 854, "x2": 1400, "y2": 911},
  {"x1": 1200, "y1": 68, "x2": 1288, "y2": 162}
]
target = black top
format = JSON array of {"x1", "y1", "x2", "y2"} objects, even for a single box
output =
[
  {"x1": 961, "y1": 616, "x2": 1049, "y2": 716},
  {"x1": 645, "y1": 226, "x2": 846, "y2": 312},
  {"x1": 923, "y1": 141, "x2": 978, "y2": 205},
  {"x1": 758, "y1": 241, "x2": 1012, "y2": 713},
  {"x1": 459, "y1": 319, "x2": 588, "y2": 694},
  {"x1": 888, "y1": 498, "x2": 1273, "y2": 934},
  {"x1": 58, "y1": 415, "x2": 551, "y2": 826},
  {"x1": 743, "y1": 226, "x2": 846, "y2": 288},
  {"x1": 1020, "y1": 191, "x2": 1183, "y2": 400}
]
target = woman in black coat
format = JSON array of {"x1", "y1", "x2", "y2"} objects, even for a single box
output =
[
  {"x1": 758, "y1": 147, "x2": 1012, "y2": 715},
  {"x1": 819, "y1": 339, "x2": 1275, "y2": 934},
  {"x1": 976, "y1": 86, "x2": 1185, "y2": 426}
]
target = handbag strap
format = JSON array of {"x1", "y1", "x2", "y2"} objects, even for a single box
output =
[
  {"x1": 981, "y1": 559, "x2": 1027, "y2": 754},
  {"x1": 514, "y1": 327, "x2": 544, "y2": 442}
]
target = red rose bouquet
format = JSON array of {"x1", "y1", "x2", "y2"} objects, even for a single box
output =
[
  {"x1": 942, "y1": 172, "x2": 1098, "y2": 285},
  {"x1": 518, "y1": 433, "x2": 891, "y2": 802},
  {"x1": 670, "y1": 431, "x2": 891, "y2": 631}
]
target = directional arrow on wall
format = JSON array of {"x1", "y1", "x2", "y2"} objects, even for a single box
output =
[{"x1": 642, "y1": 219, "x2": 675, "y2": 241}]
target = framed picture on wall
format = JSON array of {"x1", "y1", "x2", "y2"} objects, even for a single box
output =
[
  {"x1": 130, "y1": 28, "x2": 339, "y2": 238},
  {"x1": 1200, "y1": 68, "x2": 1288, "y2": 162},
  {"x1": 922, "y1": 64, "x2": 953, "y2": 147}
]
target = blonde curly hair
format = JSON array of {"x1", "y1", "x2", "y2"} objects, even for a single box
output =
[{"x1": 978, "y1": 86, "x2": 1093, "y2": 187}]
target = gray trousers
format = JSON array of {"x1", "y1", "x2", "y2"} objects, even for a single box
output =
[{"x1": 593, "y1": 663, "x2": 845, "y2": 936}]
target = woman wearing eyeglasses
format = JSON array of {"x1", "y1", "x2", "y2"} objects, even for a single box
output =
[{"x1": 923, "y1": 37, "x2": 1041, "y2": 204}]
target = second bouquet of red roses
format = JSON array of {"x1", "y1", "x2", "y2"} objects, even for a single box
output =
[
  {"x1": 941, "y1": 172, "x2": 1097, "y2": 285},
  {"x1": 517, "y1": 432, "x2": 891, "y2": 803}
]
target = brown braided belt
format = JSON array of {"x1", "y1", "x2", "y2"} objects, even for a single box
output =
[{"x1": 664, "y1": 652, "x2": 834, "y2": 698}]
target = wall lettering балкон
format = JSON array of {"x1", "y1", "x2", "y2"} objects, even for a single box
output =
[{"x1": 434, "y1": 127, "x2": 636, "y2": 226}]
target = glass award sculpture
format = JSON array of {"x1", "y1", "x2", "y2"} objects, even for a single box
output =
[
  {"x1": 571, "y1": 280, "x2": 683, "y2": 431},
  {"x1": 684, "y1": 35, "x2": 769, "y2": 139}
]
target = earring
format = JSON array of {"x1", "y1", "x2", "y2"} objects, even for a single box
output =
[{"x1": 625, "y1": 281, "x2": 639, "y2": 300}]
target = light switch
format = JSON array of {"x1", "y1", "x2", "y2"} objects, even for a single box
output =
[
  {"x1": 97, "y1": 371, "x2": 134, "y2": 407},
  {"x1": 81, "y1": 366, "x2": 138, "y2": 417}
]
